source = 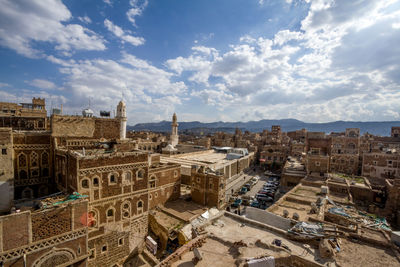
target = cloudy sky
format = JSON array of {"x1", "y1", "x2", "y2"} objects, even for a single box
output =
[{"x1": 0, "y1": 0, "x2": 400, "y2": 125}]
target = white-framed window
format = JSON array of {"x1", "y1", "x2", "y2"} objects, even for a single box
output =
[
  {"x1": 121, "y1": 200, "x2": 131, "y2": 219},
  {"x1": 315, "y1": 161, "x2": 320, "y2": 166},
  {"x1": 136, "y1": 169, "x2": 145, "y2": 179},
  {"x1": 88, "y1": 209, "x2": 98, "y2": 228},
  {"x1": 81, "y1": 178, "x2": 90, "y2": 189},
  {"x1": 149, "y1": 175, "x2": 156, "y2": 188},
  {"x1": 108, "y1": 173, "x2": 118, "y2": 184},
  {"x1": 106, "y1": 208, "x2": 115, "y2": 221},
  {"x1": 92, "y1": 176, "x2": 100, "y2": 187},
  {"x1": 123, "y1": 171, "x2": 132, "y2": 184},
  {"x1": 137, "y1": 200, "x2": 144, "y2": 214}
]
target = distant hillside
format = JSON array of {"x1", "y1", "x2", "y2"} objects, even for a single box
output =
[{"x1": 128, "y1": 119, "x2": 400, "y2": 136}]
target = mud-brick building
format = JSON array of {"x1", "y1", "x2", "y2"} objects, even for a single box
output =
[
  {"x1": 329, "y1": 128, "x2": 360, "y2": 175},
  {"x1": 362, "y1": 152, "x2": 400, "y2": 180},
  {"x1": 53, "y1": 147, "x2": 181, "y2": 266},
  {"x1": 190, "y1": 166, "x2": 225, "y2": 208},
  {"x1": 0, "y1": 98, "x2": 47, "y2": 130},
  {"x1": 12, "y1": 131, "x2": 53, "y2": 200},
  {"x1": 0, "y1": 198, "x2": 89, "y2": 267},
  {"x1": 0, "y1": 128, "x2": 53, "y2": 213}
]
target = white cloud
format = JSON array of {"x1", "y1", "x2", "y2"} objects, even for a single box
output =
[
  {"x1": 28, "y1": 79, "x2": 57, "y2": 90},
  {"x1": 103, "y1": 0, "x2": 112, "y2": 5},
  {"x1": 273, "y1": 30, "x2": 303, "y2": 46},
  {"x1": 164, "y1": 0, "x2": 400, "y2": 122},
  {"x1": 126, "y1": 0, "x2": 148, "y2": 27},
  {"x1": 47, "y1": 53, "x2": 186, "y2": 123},
  {"x1": 78, "y1": 16, "x2": 92, "y2": 24},
  {"x1": 104, "y1": 19, "x2": 145, "y2": 46},
  {"x1": 165, "y1": 46, "x2": 218, "y2": 85},
  {"x1": 0, "y1": 0, "x2": 106, "y2": 58}
]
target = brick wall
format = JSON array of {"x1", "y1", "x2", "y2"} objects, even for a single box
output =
[{"x1": 32, "y1": 206, "x2": 72, "y2": 241}]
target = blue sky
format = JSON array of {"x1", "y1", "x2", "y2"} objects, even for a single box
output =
[{"x1": 1, "y1": 0, "x2": 400, "y2": 125}]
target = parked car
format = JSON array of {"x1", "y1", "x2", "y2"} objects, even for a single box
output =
[
  {"x1": 239, "y1": 187, "x2": 248, "y2": 195},
  {"x1": 250, "y1": 200, "x2": 260, "y2": 208},
  {"x1": 256, "y1": 194, "x2": 273, "y2": 202},
  {"x1": 244, "y1": 183, "x2": 252, "y2": 190},
  {"x1": 262, "y1": 188, "x2": 275, "y2": 192},
  {"x1": 258, "y1": 190, "x2": 275, "y2": 197},
  {"x1": 232, "y1": 198, "x2": 242, "y2": 207}
]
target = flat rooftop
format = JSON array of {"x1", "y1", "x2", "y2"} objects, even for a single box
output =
[
  {"x1": 161, "y1": 150, "x2": 235, "y2": 171},
  {"x1": 161, "y1": 199, "x2": 207, "y2": 223},
  {"x1": 168, "y1": 214, "x2": 324, "y2": 267}
]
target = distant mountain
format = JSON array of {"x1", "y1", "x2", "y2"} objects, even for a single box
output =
[{"x1": 128, "y1": 119, "x2": 400, "y2": 136}]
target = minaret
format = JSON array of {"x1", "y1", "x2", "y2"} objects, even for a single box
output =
[
  {"x1": 170, "y1": 113, "x2": 179, "y2": 147},
  {"x1": 116, "y1": 101, "x2": 127, "y2": 139}
]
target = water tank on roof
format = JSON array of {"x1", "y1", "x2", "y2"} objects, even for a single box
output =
[
  {"x1": 82, "y1": 108, "x2": 94, "y2": 117},
  {"x1": 100, "y1": 110, "x2": 110, "y2": 117}
]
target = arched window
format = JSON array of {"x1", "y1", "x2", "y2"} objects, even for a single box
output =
[
  {"x1": 123, "y1": 171, "x2": 132, "y2": 184},
  {"x1": 121, "y1": 200, "x2": 131, "y2": 219},
  {"x1": 19, "y1": 170, "x2": 28, "y2": 179},
  {"x1": 136, "y1": 169, "x2": 145, "y2": 179},
  {"x1": 137, "y1": 200, "x2": 143, "y2": 214},
  {"x1": 149, "y1": 175, "x2": 156, "y2": 188},
  {"x1": 18, "y1": 153, "x2": 27, "y2": 168},
  {"x1": 30, "y1": 152, "x2": 39, "y2": 167},
  {"x1": 82, "y1": 179, "x2": 89, "y2": 189},
  {"x1": 88, "y1": 210, "x2": 98, "y2": 227},
  {"x1": 41, "y1": 152, "x2": 49, "y2": 165},
  {"x1": 93, "y1": 177, "x2": 99, "y2": 187},
  {"x1": 107, "y1": 208, "x2": 114, "y2": 218},
  {"x1": 108, "y1": 173, "x2": 118, "y2": 184}
]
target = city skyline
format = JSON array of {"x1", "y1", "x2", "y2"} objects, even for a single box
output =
[{"x1": 1, "y1": 0, "x2": 400, "y2": 124}]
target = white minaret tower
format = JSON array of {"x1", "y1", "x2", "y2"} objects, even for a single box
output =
[
  {"x1": 170, "y1": 113, "x2": 179, "y2": 147},
  {"x1": 116, "y1": 100, "x2": 127, "y2": 139}
]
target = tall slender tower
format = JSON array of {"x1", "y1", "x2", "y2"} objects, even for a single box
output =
[
  {"x1": 170, "y1": 113, "x2": 179, "y2": 147},
  {"x1": 116, "y1": 100, "x2": 127, "y2": 139}
]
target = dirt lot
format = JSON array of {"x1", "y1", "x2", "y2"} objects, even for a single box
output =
[{"x1": 335, "y1": 238, "x2": 400, "y2": 267}]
